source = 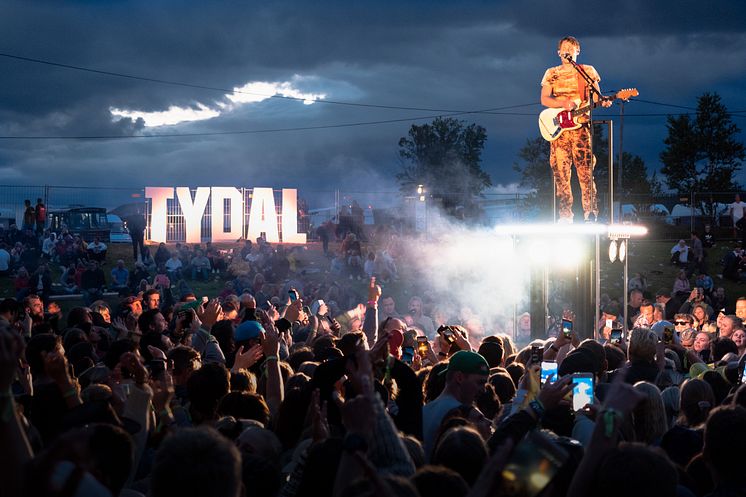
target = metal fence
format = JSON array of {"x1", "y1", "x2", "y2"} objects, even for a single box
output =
[{"x1": 2, "y1": 184, "x2": 742, "y2": 242}]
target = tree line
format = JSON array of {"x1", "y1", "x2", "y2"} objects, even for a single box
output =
[{"x1": 396, "y1": 92, "x2": 744, "y2": 219}]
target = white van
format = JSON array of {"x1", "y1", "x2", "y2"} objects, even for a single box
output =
[{"x1": 107, "y1": 214, "x2": 132, "y2": 243}]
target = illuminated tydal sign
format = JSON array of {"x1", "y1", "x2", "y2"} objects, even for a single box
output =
[{"x1": 145, "y1": 187, "x2": 306, "y2": 244}]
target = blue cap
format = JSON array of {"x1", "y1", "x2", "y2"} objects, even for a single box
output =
[{"x1": 235, "y1": 320, "x2": 265, "y2": 342}]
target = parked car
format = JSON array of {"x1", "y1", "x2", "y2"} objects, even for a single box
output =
[
  {"x1": 48, "y1": 207, "x2": 111, "y2": 242},
  {"x1": 107, "y1": 214, "x2": 132, "y2": 243}
]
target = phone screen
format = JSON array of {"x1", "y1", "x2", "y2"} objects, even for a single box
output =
[
  {"x1": 496, "y1": 430, "x2": 568, "y2": 497},
  {"x1": 741, "y1": 361, "x2": 746, "y2": 385},
  {"x1": 561, "y1": 319, "x2": 573, "y2": 338},
  {"x1": 401, "y1": 346, "x2": 414, "y2": 364},
  {"x1": 417, "y1": 337, "x2": 429, "y2": 358},
  {"x1": 531, "y1": 345, "x2": 542, "y2": 364},
  {"x1": 610, "y1": 329, "x2": 622, "y2": 344},
  {"x1": 288, "y1": 289, "x2": 298, "y2": 302},
  {"x1": 540, "y1": 361, "x2": 558, "y2": 386},
  {"x1": 605, "y1": 319, "x2": 613, "y2": 329},
  {"x1": 572, "y1": 374, "x2": 594, "y2": 412}
]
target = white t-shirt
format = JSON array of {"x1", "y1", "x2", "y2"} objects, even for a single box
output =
[
  {"x1": 731, "y1": 201, "x2": 746, "y2": 221},
  {"x1": 165, "y1": 258, "x2": 183, "y2": 272}
]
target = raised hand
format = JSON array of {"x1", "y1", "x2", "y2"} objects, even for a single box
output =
[
  {"x1": 199, "y1": 299, "x2": 223, "y2": 330},
  {"x1": 232, "y1": 344, "x2": 263, "y2": 371},
  {"x1": 150, "y1": 370, "x2": 175, "y2": 413},
  {"x1": 367, "y1": 277, "x2": 381, "y2": 304},
  {"x1": 43, "y1": 350, "x2": 72, "y2": 386},
  {"x1": 537, "y1": 374, "x2": 573, "y2": 410},
  {"x1": 310, "y1": 388, "x2": 330, "y2": 443},
  {"x1": 120, "y1": 352, "x2": 148, "y2": 386}
]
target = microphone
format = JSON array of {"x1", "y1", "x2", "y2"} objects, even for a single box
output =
[{"x1": 561, "y1": 53, "x2": 573, "y2": 61}]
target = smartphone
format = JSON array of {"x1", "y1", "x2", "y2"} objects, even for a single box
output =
[
  {"x1": 288, "y1": 288, "x2": 299, "y2": 302},
  {"x1": 180, "y1": 299, "x2": 202, "y2": 311},
  {"x1": 740, "y1": 360, "x2": 746, "y2": 385},
  {"x1": 149, "y1": 359, "x2": 167, "y2": 379},
  {"x1": 561, "y1": 319, "x2": 573, "y2": 338},
  {"x1": 663, "y1": 325, "x2": 674, "y2": 344},
  {"x1": 401, "y1": 346, "x2": 414, "y2": 364},
  {"x1": 530, "y1": 345, "x2": 542, "y2": 364},
  {"x1": 416, "y1": 336, "x2": 429, "y2": 358},
  {"x1": 438, "y1": 326, "x2": 456, "y2": 344},
  {"x1": 610, "y1": 328, "x2": 622, "y2": 344},
  {"x1": 540, "y1": 361, "x2": 558, "y2": 386},
  {"x1": 572, "y1": 373, "x2": 594, "y2": 411},
  {"x1": 496, "y1": 429, "x2": 568, "y2": 497}
]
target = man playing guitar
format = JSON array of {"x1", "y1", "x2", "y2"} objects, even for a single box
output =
[{"x1": 541, "y1": 36, "x2": 612, "y2": 223}]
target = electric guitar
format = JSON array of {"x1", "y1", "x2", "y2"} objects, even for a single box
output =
[{"x1": 538, "y1": 88, "x2": 638, "y2": 141}]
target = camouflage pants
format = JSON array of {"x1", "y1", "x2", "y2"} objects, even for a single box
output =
[{"x1": 550, "y1": 126, "x2": 597, "y2": 221}]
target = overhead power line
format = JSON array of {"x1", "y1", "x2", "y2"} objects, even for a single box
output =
[
  {"x1": 1, "y1": 109, "x2": 744, "y2": 141},
  {"x1": 0, "y1": 51, "x2": 532, "y2": 115}
]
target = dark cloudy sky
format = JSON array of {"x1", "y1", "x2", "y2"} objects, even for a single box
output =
[{"x1": 1, "y1": 0, "x2": 745, "y2": 202}]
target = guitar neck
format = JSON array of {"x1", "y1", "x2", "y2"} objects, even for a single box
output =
[{"x1": 570, "y1": 98, "x2": 607, "y2": 117}]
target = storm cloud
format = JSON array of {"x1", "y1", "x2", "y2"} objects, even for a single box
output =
[{"x1": 0, "y1": 0, "x2": 744, "y2": 199}]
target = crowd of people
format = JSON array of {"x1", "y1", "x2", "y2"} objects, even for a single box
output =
[{"x1": 1, "y1": 214, "x2": 746, "y2": 497}]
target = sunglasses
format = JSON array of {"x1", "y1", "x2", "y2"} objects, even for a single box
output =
[{"x1": 674, "y1": 321, "x2": 689, "y2": 325}]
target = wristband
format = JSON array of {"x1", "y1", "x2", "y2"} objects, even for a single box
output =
[
  {"x1": 602, "y1": 409, "x2": 622, "y2": 438},
  {"x1": 529, "y1": 399, "x2": 546, "y2": 419},
  {"x1": 366, "y1": 300, "x2": 378, "y2": 307}
]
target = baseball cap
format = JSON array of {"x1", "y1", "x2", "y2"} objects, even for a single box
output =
[
  {"x1": 442, "y1": 351, "x2": 490, "y2": 376},
  {"x1": 235, "y1": 320, "x2": 265, "y2": 342}
]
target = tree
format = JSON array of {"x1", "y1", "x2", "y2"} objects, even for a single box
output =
[
  {"x1": 514, "y1": 125, "x2": 660, "y2": 219},
  {"x1": 397, "y1": 117, "x2": 491, "y2": 217},
  {"x1": 660, "y1": 92, "x2": 745, "y2": 194},
  {"x1": 512, "y1": 136, "x2": 553, "y2": 217}
]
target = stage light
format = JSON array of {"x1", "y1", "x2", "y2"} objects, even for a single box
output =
[
  {"x1": 618, "y1": 239, "x2": 627, "y2": 262},
  {"x1": 417, "y1": 184, "x2": 424, "y2": 195},
  {"x1": 608, "y1": 240, "x2": 618, "y2": 262},
  {"x1": 607, "y1": 224, "x2": 648, "y2": 238},
  {"x1": 419, "y1": 195, "x2": 426, "y2": 202},
  {"x1": 554, "y1": 238, "x2": 584, "y2": 269}
]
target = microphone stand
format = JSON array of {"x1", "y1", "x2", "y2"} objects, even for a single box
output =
[{"x1": 565, "y1": 55, "x2": 603, "y2": 221}]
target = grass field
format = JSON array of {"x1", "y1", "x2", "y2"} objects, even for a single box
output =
[{"x1": 2, "y1": 237, "x2": 744, "y2": 313}]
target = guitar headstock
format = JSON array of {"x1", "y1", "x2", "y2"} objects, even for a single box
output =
[{"x1": 616, "y1": 88, "x2": 639, "y2": 101}]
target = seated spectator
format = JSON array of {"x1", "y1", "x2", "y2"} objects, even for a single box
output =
[
  {"x1": 80, "y1": 260, "x2": 106, "y2": 306},
  {"x1": 14, "y1": 266, "x2": 31, "y2": 300},
  {"x1": 165, "y1": 252, "x2": 184, "y2": 282},
  {"x1": 58, "y1": 263, "x2": 79, "y2": 294},
  {"x1": 153, "y1": 266, "x2": 171, "y2": 290},
  {"x1": 141, "y1": 246, "x2": 157, "y2": 272},
  {"x1": 110, "y1": 259, "x2": 129, "y2": 293},
  {"x1": 672, "y1": 269, "x2": 691, "y2": 296},
  {"x1": 154, "y1": 242, "x2": 171, "y2": 267},
  {"x1": 86, "y1": 236, "x2": 107, "y2": 263},
  {"x1": 671, "y1": 239, "x2": 689, "y2": 267},
  {"x1": 191, "y1": 249, "x2": 212, "y2": 281}
]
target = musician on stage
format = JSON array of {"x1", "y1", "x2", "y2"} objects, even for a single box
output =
[{"x1": 541, "y1": 36, "x2": 611, "y2": 223}]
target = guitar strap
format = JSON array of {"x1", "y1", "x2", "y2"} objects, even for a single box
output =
[
  {"x1": 575, "y1": 66, "x2": 589, "y2": 105},
  {"x1": 575, "y1": 66, "x2": 590, "y2": 125}
]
